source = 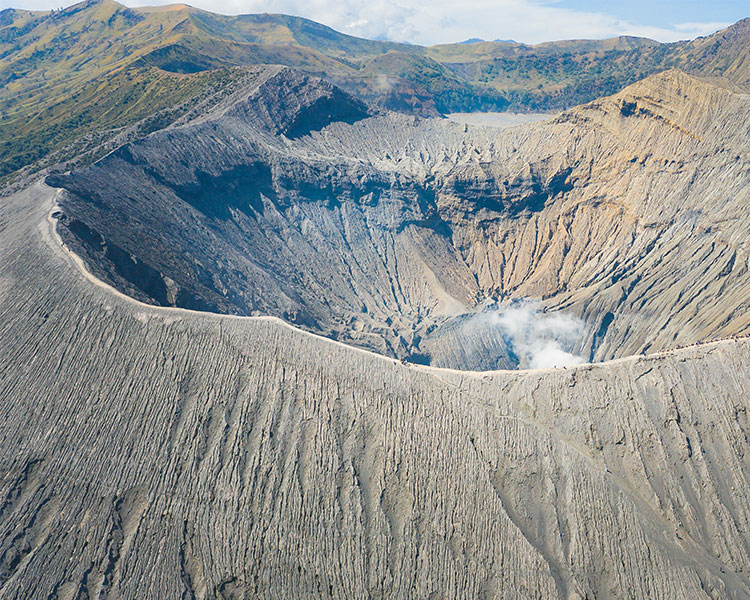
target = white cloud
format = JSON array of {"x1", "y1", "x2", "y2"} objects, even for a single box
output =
[
  {"x1": 110, "y1": 0, "x2": 731, "y2": 45},
  {"x1": 1, "y1": 0, "x2": 730, "y2": 44},
  {"x1": 465, "y1": 300, "x2": 586, "y2": 370},
  {"x1": 673, "y1": 21, "x2": 733, "y2": 33}
]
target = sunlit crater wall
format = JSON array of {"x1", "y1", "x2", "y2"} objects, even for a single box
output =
[{"x1": 50, "y1": 68, "x2": 750, "y2": 371}]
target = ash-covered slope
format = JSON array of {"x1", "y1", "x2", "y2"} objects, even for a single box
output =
[
  {"x1": 51, "y1": 66, "x2": 750, "y2": 369},
  {"x1": 1, "y1": 181, "x2": 750, "y2": 599}
]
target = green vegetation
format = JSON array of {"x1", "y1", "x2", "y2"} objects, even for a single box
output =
[
  {"x1": 0, "y1": 66, "x2": 243, "y2": 178},
  {"x1": 1, "y1": 0, "x2": 747, "y2": 182}
]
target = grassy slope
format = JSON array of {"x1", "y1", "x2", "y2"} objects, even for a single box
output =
[
  {"x1": 0, "y1": 0, "x2": 401, "y2": 179},
  {"x1": 0, "y1": 0, "x2": 747, "y2": 181},
  {"x1": 426, "y1": 21, "x2": 750, "y2": 109},
  {"x1": 0, "y1": 65, "x2": 243, "y2": 181},
  {"x1": 0, "y1": 0, "x2": 206, "y2": 178}
]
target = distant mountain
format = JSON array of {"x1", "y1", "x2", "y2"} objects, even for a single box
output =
[{"x1": 0, "y1": 0, "x2": 747, "y2": 181}]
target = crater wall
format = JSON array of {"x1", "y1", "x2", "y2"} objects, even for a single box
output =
[
  {"x1": 0, "y1": 182, "x2": 748, "y2": 599},
  {"x1": 50, "y1": 68, "x2": 750, "y2": 369}
]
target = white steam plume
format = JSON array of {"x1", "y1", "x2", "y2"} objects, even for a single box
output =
[{"x1": 484, "y1": 300, "x2": 585, "y2": 369}]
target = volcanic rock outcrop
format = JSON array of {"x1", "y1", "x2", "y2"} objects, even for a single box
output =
[{"x1": 50, "y1": 66, "x2": 750, "y2": 369}]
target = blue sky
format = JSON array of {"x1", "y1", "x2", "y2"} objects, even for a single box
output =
[
  {"x1": 551, "y1": 0, "x2": 744, "y2": 30},
  {"x1": 2, "y1": 0, "x2": 746, "y2": 45}
]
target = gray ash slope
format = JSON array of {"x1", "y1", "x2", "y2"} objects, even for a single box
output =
[
  {"x1": 50, "y1": 65, "x2": 750, "y2": 370},
  {"x1": 1, "y1": 181, "x2": 749, "y2": 599},
  {"x1": 0, "y1": 66, "x2": 749, "y2": 600}
]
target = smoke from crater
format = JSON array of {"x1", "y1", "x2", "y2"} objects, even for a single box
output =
[{"x1": 472, "y1": 300, "x2": 586, "y2": 369}]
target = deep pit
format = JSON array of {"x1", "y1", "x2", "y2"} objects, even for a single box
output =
[{"x1": 49, "y1": 67, "x2": 750, "y2": 370}]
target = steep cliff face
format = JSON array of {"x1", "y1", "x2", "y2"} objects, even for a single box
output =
[
  {"x1": 440, "y1": 69, "x2": 750, "y2": 362},
  {"x1": 50, "y1": 67, "x2": 749, "y2": 369},
  {"x1": 222, "y1": 66, "x2": 370, "y2": 137},
  {"x1": 0, "y1": 182, "x2": 749, "y2": 599}
]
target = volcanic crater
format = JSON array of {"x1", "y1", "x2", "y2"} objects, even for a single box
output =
[{"x1": 48, "y1": 66, "x2": 750, "y2": 370}]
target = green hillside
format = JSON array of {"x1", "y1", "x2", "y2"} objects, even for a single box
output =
[{"x1": 0, "y1": 0, "x2": 747, "y2": 182}]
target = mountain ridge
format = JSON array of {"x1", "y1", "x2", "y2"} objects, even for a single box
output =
[{"x1": 1, "y1": 0, "x2": 747, "y2": 181}]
